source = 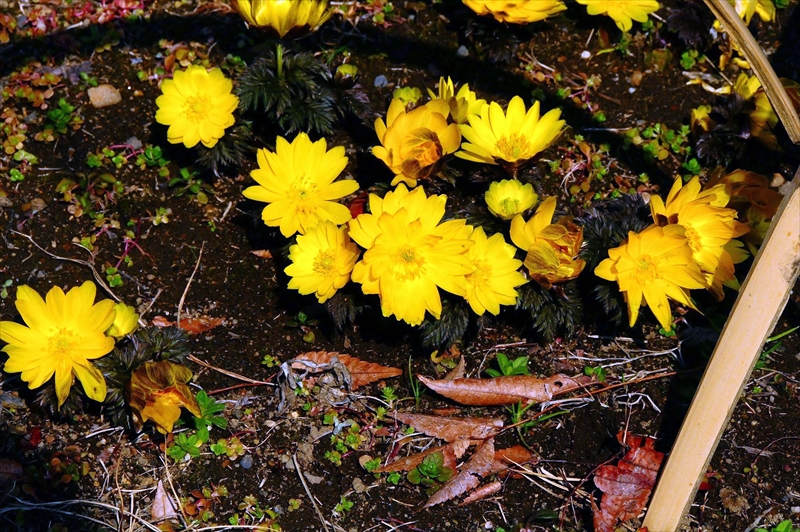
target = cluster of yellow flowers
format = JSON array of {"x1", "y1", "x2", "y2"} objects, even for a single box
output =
[
  {"x1": 595, "y1": 176, "x2": 751, "y2": 331},
  {"x1": 0, "y1": 281, "x2": 138, "y2": 408},
  {"x1": 461, "y1": 0, "x2": 661, "y2": 32}
]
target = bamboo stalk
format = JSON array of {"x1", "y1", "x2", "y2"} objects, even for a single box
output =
[{"x1": 702, "y1": 0, "x2": 800, "y2": 143}]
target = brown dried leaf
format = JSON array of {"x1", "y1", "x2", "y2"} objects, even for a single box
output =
[
  {"x1": 418, "y1": 373, "x2": 591, "y2": 406},
  {"x1": 392, "y1": 412, "x2": 503, "y2": 442},
  {"x1": 250, "y1": 249, "x2": 273, "y2": 258},
  {"x1": 445, "y1": 356, "x2": 466, "y2": 380},
  {"x1": 293, "y1": 351, "x2": 402, "y2": 390},
  {"x1": 375, "y1": 440, "x2": 470, "y2": 473},
  {"x1": 151, "y1": 480, "x2": 178, "y2": 523},
  {"x1": 423, "y1": 438, "x2": 496, "y2": 508},
  {"x1": 0, "y1": 458, "x2": 23, "y2": 482},
  {"x1": 592, "y1": 432, "x2": 665, "y2": 532},
  {"x1": 458, "y1": 480, "x2": 502, "y2": 506},
  {"x1": 491, "y1": 445, "x2": 537, "y2": 475}
]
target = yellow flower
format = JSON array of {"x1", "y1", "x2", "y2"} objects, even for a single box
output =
[
  {"x1": 732, "y1": 0, "x2": 775, "y2": 24},
  {"x1": 510, "y1": 197, "x2": 586, "y2": 288},
  {"x1": 230, "y1": 0, "x2": 332, "y2": 38},
  {"x1": 285, "y1": 221, "x2": 360, "y2": 303},
  {"x1": 0, "y1": 281, "x2": 116, "y2": 408},
  {"x1": 348, "y1": 184, "x2": 474, "y2": 326},
  {"x1": 464, "y1": 227, "x2": 527, "y2": 316},
  {"x1": 155, "y1": 65, "x2": 238, "y2": 149},
  {"x1": 243, "y1": 133, "x2": 359, "y2": 237},
  {"x1": 462, "y1": 0, "x2": 567, "y2": 23},
  {"x1": 126, "y1": 361, "x2": 201, "y2": 434},
  {"x1": 595, "y1": 224, "x2": 707, "y2": 330},
  {"x1": 106, "y1": 302, "x2": 139, "y2": 338},
  {"x1": 427, "y1": 76, "x2": 487, "y2": 125},
  {"x1": 457, "y1": 96, "x2": 565, "y2": 174},
  {"x1": 690, "y1": 105, "x2": 713, "y2": 136},
  {"x1": 576, "y1": 0, "x2": 660, "y2": 32},
  {"x1": 485, "y1": 179, "x2": 538, "y2": 220},
  {"x1": 373, "y1": 99, "x2": 462, "y2": 187},
  {"x1": 706, "y1": 169, "x2": 781, "y2": 255},
  {"x1": 650, "y1": 176, "x2": 749, "y2": 300}
]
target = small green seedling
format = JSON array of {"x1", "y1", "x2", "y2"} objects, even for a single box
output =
[
  {"x1": 168, "y1": 432, "x2": 203, "y2": 461},
  {"x1": 407, "y1": 451, "x2": 454, "y2": 487},
  {"x1": 756, "y1": 520, "x2": 800, "y2": 532},
  {"x1": 485, "y1": 353, "x2": 530, "y2": 378},
  {"x1": 193, "y1": 390, "x2": 228, "y2": 442},
  {"x1": 584, "y1": 365, "x2": 607, "y2": 383}
]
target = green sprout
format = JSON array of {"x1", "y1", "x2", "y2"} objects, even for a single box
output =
[
  {"x1": 193, "y1": 390, "x2": 228, "y2": 442},
  {"x1": 485, "y1": 353, "x2": 530, "y2": 378},
  {"x1": 407, "y1": 451, "x2": 454, "y2": 488}
]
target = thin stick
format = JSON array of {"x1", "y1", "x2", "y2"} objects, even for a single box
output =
[
  {"x1": 702, "y1": 0, "x2": 800, "y2": 143},
  {"x1": 187, "y1": 354, "x2": 275, "y2": 386},
  {"x1": 11, "y1": 229, "x2": 120, "y2": 301},
  {"x1": 293, "y1": 453, "x2": 332, "y2": 532},
  {"x1": 177, "y1": 241, "x2": 205, "y2": 329}
]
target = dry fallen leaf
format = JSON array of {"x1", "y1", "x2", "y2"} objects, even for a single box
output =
[
  {"x1": 423, "y1": 438, "x2": 496, "y2": 508},
  {"x1": 458, "y1": 480, "x2": 502, "y2": 506},
  {"x1": 418, "y1": 373, "x2": 591, "y2": 406},
  {"x1": 0, "y1": 458, "x2": 23, "y2": 483},
  {"x1": 250, "y1": 249, "x2": 273, "y2": 258},
  {"x1": 592, "y1": 432, "x2": 665, "y2": 532},
  {"x1": 151, "y1": 315, "x2": 224, "y2": 334},
  {"x1": 151, "y1": 480, "x2": 178, "y2": 523},
  {"x1": 376, "y1": 440, "x2": 470, "y2": 473},
  {"x1": 491, "y1": 445, "x2": 537, "y2": 475},
  {"x1": 292, "y1": 351, "x2": 402, "y2": 390},
  {"x1": 392, "y1": 412, "x2": 503, "y2": 442}
]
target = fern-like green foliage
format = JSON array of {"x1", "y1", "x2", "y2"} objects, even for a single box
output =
[
  {"x1": 197, "y1": 120, "x2": 254, "y2": 175},
  {"x1": 326, "y1": 291, "x2": 361, "y2": 331},
  {"x1": 578, "y1": 194, "x2": 652, "y2": 327},
  {"x1": 237, "y1": 45, "x2": 336, "y2": 135},
  {"x1": 34, "y1": 385, "x2": 85, "y2": 419},
  {"x1": 95, "y1": 326, "x2": 191, "y2": 430},
  {"x1": 516, "y1": 281, "x2": 583, "y2": 342},
  {"x1": 419, "y1": 298, "x2": 471, "y2": 349}
]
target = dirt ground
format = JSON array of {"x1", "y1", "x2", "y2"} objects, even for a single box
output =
[{"x1": 1, "y1": 1, "x2": 799, "y2": 531}]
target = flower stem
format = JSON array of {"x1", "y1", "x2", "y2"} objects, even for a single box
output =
[{"x1": 276, "y1": 43, "x2": 284, "y2": 79}]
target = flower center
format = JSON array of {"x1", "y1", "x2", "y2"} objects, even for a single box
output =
[
  {"x1": 499, "y1": 197, "x2": 520, "y2": 216},
  {"x1": 495, "y1": 133, "x2": 532, "y2": 162},
  {"x1": 48, "y1": 328, "x2": 77, "y2": 358},
  {"x1": 633, "y1": 255, "x2": 659, "y2": 283},
  {"x1": 683, "y1": 225, "x2": 701, "y2": 254},
  {"x1": 466, "y1": 259, "x2": 491, "y2": 286},
  {"x1": 313, "y1": 251, "x2": 336, "y2": 277},
  {"x1": 183, "y1": 94, "x2": 212, "y2": 123},
  {"x1": 290, "y1": 176, "x2": 317, "y2": 204},
  {"x1": 394, "y1": 245, "x2": 426, "y2": 280}
]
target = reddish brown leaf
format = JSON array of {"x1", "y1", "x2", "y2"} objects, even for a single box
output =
[
  {"x1": 0, "y1": 459, "x2": 23, "y2": 482},
  {"x1": 491, "y1": 445, "x2": 537, "y2": 475},
  {"x1": 458, "y1": 480, "x2": 502, "y2": 506},
  {"x1": 444, "y1": 356, "x2": 466, "y2": 380},
  {"x1": 418, "y1": 373, "x2": 591, "y2": 406},
  {"x1": 250, "y1": 249, "x2": 273, "y2": 258},
  {"x1": 592, "y1": 432, "x2": 665, "y2": 532},
  {"x1": 392, "y1": 412, "x2": 503, "y2": 442},
  {"x1": 151, "y1": 316, "x2": 224, "y2": 334},
  {"x1": 292, "y1": 351, "x2": 402, "y2": 390},
  {"x1": 423, "y1": 438, "x2": 496, "y2": 508},
  {"x1": 375, "y1": 440, "x2": 469, "y2": 473}
]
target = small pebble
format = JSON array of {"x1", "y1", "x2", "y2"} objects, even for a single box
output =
[
  {"x1": 240, "y1": 454, "x2": 253, "y2": 469},
  {"x1": 30, "y1": 197, "x2": 46, "y2": 213},
  {"x1": 770, "y1": 173, "x2": 785, "y2": 188},
  {"x1": 127, "y1": 136, "x2": 143, "y2": 150},
  {"x1": 631, "y1": 70, "x2": 643, "y2": 86},
  {"x1": 628, "y1": 87, "x2": 636, "y2": 93},
  {"x1": 88, "y1": 84, "x2": 122, "y2": 108},
  {"x1": 580, "y1": 50, "x2": 591, "y2": 59},
  {"x1": 373, "y1": 75, "x2": 388, "y2": 88},
  {"x1": 456, "y1": 45, "x2": 469, "y2": 58}
]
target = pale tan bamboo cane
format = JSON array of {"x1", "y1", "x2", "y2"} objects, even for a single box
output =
[{"x1": 643, "y1": 1, "x2": 800, "y2": 529}]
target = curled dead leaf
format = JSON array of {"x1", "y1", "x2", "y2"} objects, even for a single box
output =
[
  {"x1": 418, "y1": 373, "x2": 592, "y2": 406},
  {"x1": 392, "y1": 412, "x2": 503, "y2": 441},
  {"x1": 423, "y1": 438, "x2": 496, "y2": 508},
  {"x1": 376, "y1": 440, "x2": 470, "y2": 473},
  {"x1": 292, "y1": 351, "x2": 401, "y2": 390},
  {"x1": 151, "y1": 315, "x2": 224, "y2": 334}
]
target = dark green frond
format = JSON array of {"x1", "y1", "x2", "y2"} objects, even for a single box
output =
[
  {"x1": 197, "y1": 120, "x2": 254, "y2": 174},
  {"x1": 419, "y1": 298, "x2": 471, "y2": 349},
  {"x1": 236, "y1": 47, "x2": 337, "y2": 135},
  {"x1": 517, "y1": 281, "x2": 583, "y2": 342},
  {"x1": 326, "y1": 291, "x2": 360, "y2": 331},
  {"x1": 34, "y1": 385, "x2": 84, "y2": 418}
]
